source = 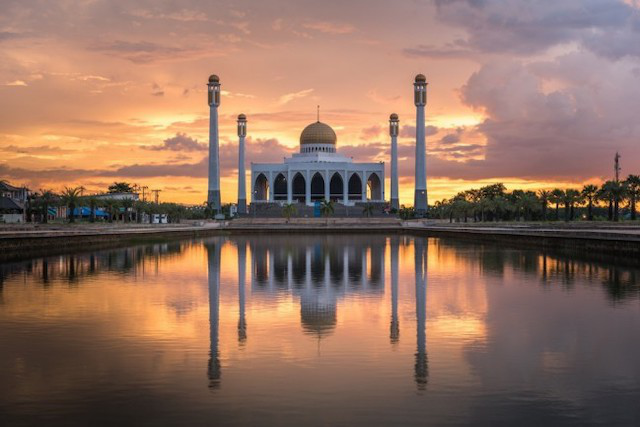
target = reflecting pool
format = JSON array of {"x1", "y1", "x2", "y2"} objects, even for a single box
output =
[{"x1": 1, "y1": 235, "x2": 640, "y2": 426}]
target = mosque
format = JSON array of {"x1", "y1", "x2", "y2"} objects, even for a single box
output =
[{"x1": 205, "y1": 74, "x2": 429, "y2": 216}]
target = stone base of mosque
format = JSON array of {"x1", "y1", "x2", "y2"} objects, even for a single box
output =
[{"x1": 248, "y1": 201, "x2": 389, "y2": 218}]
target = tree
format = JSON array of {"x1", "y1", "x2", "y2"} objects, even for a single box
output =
[
  {"x1": 362, "y1": 203, "x2": 375, "y2": 218},
  {"x1": 549, "y1": 189, "x2": 563, "y2": 221},
  {"x1": 537, "y1": 190, "x2": 551, "y2": 221},
  {"x1": 60, "y1": 187, "x2": 82, "y2": 223},
  {"x1": 108, "y1": 182, "x2": 135, "y2": 193},
  {"x1": 609, "y1": 181, "x2": 628, "y2": 222},
  {"x1": 564, "y1": 189, "x2": 581, "y2": 221},
  {"x1": 103, "y1": 199, "x2": 119, "y2": 223},
  {"x1": 83, "y1": 195, "x2": 98, "y2": 223},
  {"x1": 625, "y1": 175, "x2": 640, "y2": 221},
  {"x1": 36, "y1": 190, "x2": 57, "y2": 224},
  {"x1": 320, "y1": 200, "x2": 334, "y2": 220},
  {"x1": 120, "y1": 198, "x2": 134, "y2": 223},
  {"x1": 282, "y1": 203, "x2": 297, "y2": 223},
  {"x1": 581, "y1": 184, "x2": 598, "y2": 221}
]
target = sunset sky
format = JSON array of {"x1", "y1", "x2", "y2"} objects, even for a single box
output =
[{"x1": 1, "y1": 0, "x2": 639, "y2": 205}]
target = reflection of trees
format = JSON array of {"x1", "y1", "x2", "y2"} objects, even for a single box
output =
[
  {"x1": 434, "y1": 239, "x2": 640, "y2": 303},
  {"x1": 0, "y1": 242, "x2": 188, "y2": 287}
]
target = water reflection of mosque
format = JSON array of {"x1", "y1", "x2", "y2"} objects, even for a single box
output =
[{"x1": 206, "y1": 235, "x2": 429, "y2": 389}]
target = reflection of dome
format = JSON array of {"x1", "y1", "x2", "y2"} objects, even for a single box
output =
[
  {"x1": 300, "y1": 302, "x2": 337, "y2": 337},
  {"x1": 208, "y1": 74, "x2": 219, "y2": 83},
  {"x1": 300, "y1": 121, "x2": 337, "y2": 146}
]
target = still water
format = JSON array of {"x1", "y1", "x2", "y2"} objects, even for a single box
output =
[{"x1": 1, "y1": 235, "x2": 640, "y2": 426}]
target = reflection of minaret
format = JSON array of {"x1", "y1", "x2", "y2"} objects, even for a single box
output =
[
  {"x1": 207, "y1": 240, "x2": 221, "y2": 387},
  {"x1": 390, "y1": 237, "x2": 399, "y2": 344},
  {"x1": 237, "y1": 240, "x2": 247, "y2": 344},
  {"x1": 414, "y1": 237, "x2": 428, "y2": 389}
]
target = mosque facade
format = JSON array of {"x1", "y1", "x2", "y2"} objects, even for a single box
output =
[{"x1": 206, "y1": 74, "x2": 428, "y2": 215}]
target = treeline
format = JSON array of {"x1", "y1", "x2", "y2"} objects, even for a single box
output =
[
  {"x1": 26, "y1": 185, "x2": 207, "y2": 224},
  {"x1": 430, "y1": 176, "x2": 640, "y2": 223}
]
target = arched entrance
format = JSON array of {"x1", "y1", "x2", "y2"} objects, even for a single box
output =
[
  {"x1": 254, "y1": 173, "x2": 269, "y2": 201},
  {"x1": 367, "y1": 173, "x2": 382, "y2": 200},
  {"x1": 273, "y1": 173, "x2": 287, "y2": 201},
  {"x1": 348, "y1": 173, "x2": 362, "y2": 200},
  {"x1": 311, "y1": 172, "x2": 325, "y2": 201},
  {"x1": 329, "y1": 173, "x2": 343, "y2": 202},
  {"x1": 292, "y1": 172, "x2": 306, "y2": 203}
]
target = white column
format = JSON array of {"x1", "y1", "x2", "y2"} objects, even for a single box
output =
[
  {"x1": 324, "y1": 171, "x2": 330, "y2": 201},
  {"x1": 361, "y1": 172, "x2": 367, "y2": 202},
  {"x1": 207, "y1": 76, "x2": 221, "y2": 213},
  {"x1": 305, "y1": 170, "x2": 311, "y2": 205},
  {"x1": 287, "y1": 170, "x2": 292, "y2": 204},
  {"x1": 343, "y1": 171, "x2": 348, "y2": 205},
  {"x1": 268, "y1": 171, "x2": 274, "y2": 202},
  {"x1": 390, "y1": 115, "x2": 399, "y2": 210}
]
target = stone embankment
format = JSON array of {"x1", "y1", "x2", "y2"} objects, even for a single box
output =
[{"x1": 1, "y1": 219, "x2": 639, "y2": 261}]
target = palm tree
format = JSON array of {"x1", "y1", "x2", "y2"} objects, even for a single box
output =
[
  {"x1": 103, "y1": 199, "x2": 118, "y2": 223},
  {"x1": 564, "y1": 189, "x2": 581, "y2": 221},
  {"x1": 282, "y1": 203, "x2": 297, "y2": 223},
  {"x1": 598, "y1": 182, "x2": 614, "y2": 221},
  {"x1": 320, "y1": 200, "x2": 334, "y2": 221},
  {"x1": 610, "y1": 181, "x2": 628, "y2": 222},
  {"x1": 83, "y1": 195, "x2": 98, "y2": 223},
  {"x1": 362, "y1": 203, "x2": 375, "y2": 218},
  {"x1": 121, "y1": 198, "x2": 134, "y2": 223},
  {"x1": 550, "y1": 189, "x2": 564, "y2": 221},
  {"x1": 537, "y1": 190, "x2": 551, "y2": 221},
  {"x1": 60, "y1": 186, "x2": 82, "y2": 223},
  {"x1": 581, "y1": 184, "x2": 598, "y2": 221},
  {"x1": 625, "y1": 175, "x2": 640, "y2": 221},
  {"x1": 37, "y1": 190, "x2": 57, "y2": 224}
]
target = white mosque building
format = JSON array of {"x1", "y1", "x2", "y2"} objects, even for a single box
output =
[
  {"x1": 206, "y1": 74, "x2": 429, "y2": 215},
  {"x1": 251, "y1": 119, "x2": 385, "y2": 206}
]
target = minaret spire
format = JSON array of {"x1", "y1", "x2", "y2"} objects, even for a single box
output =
[
  {"x1": 317, "y1": 105, "x2": 320, "y2": 122},
  {"x1": 207, "y1": 74, "x2": 222, "y2": 214}
]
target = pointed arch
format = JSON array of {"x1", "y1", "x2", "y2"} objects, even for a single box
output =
[
  {"x1": 348, "y1": 173, "x2": 362, "y2": 201},
  {"x1": 254, "y1": 173, "x2": 269, "y2": 201},
  {"x1": 329, "y1": 172, "x2": 343, "y2": 202},
  {"x1": 311, "y1": 172, "x2": 325, "y2": 201},
  {"x1": 273, "y1": 173, "x2": 287, "y2": 201},
  {"x1": 292, "y1": 172, "x2": 306, "y2": 203},
  {"x1": 367, "y1": 173, "x2": 382, "y2": 200}
]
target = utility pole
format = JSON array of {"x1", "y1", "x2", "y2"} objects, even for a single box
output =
[
  {"x1": 152, "y1": 189, "x2": 161, "y2": 204},
  {"x1": 614, "y1": 152, "x2": 621, "y2": 182},
  {"x1": 141, "y1": 186, "x2": 149, "y2": 202}
]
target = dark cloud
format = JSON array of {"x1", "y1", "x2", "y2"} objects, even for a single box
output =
[
  {"x1": 400, "y1": 125, "x2": 438, "y2": 138},
  {"x1": 440, "y1": 128, "x2": 464, "y2": 145},
  {"x1": 429, "y1": 0, "x2": 640, "y2": 59},
  {"x1": 145, "y1": 133, "x2": 207, "y2": 152}
]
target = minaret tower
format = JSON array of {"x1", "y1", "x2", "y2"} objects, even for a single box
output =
[
  {"x1": 390, "y1": 113, "x2": 400, "y2": 210},
  {"x1": 207, "y1": 74, "x2": 221, "y2": 213},
  {"x1": 413, "y1": 74, "x2": 428, "y2": 216},
  {"x1": 237, "y1": 114, "x2": 247, "y2": 215}
]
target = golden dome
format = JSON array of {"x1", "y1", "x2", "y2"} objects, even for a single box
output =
[
  {"x1": 415, "y1": 74, "x2": 426, "y2": 83},
  {"x1": 300, "y1": 121, "x2": 337, "y2": 145},
  {"x1": 390, "y1": 113, "x2": 399, "y2": 120},
  {"x1": 208, "y1": 74, "x2": 219, "y2": 83}
]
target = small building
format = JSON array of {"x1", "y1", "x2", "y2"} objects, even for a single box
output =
[
  {"x1": 0, "y1": 197, "x2": 25, "y2": 223},
  {"x1": 0, "y1": 181, "x2": 28, "y2": 222}
]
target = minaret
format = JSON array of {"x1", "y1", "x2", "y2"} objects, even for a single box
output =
[
  {"x1": 207, "y1": 74, "x2": 221, "y2": 213},
  {"x1": 413, "y1": 74, "x2": 428, "y2": 216},
  {"x1": 389, "y1": 113, "x2": 400, "y2": 211},
  {"x1": 237, "y1": 114, "x2": 247, "y2": 215}
]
